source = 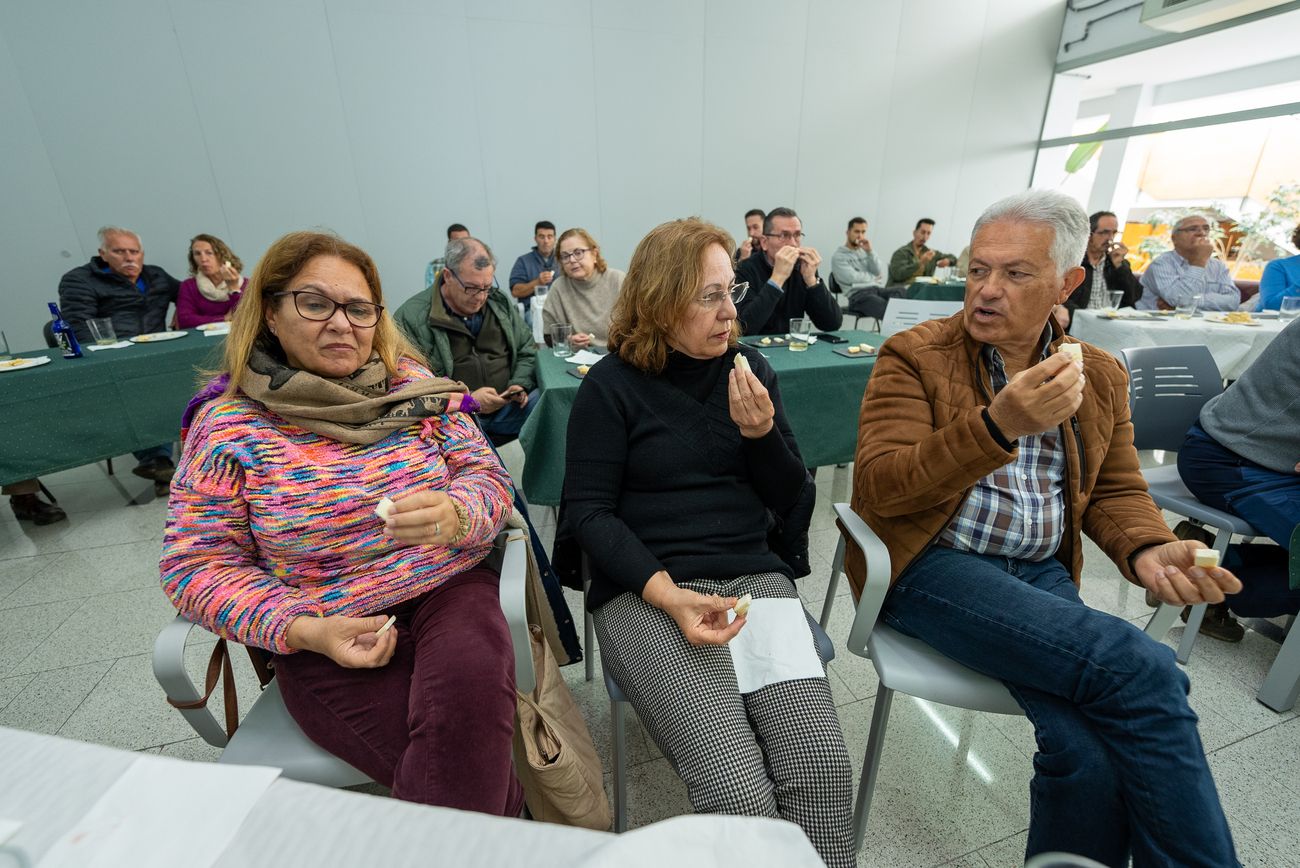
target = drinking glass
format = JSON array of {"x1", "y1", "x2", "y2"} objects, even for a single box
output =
[
  {"x1": 1280, "y1": 295, "x2": 1300, "y2": 322},
  {"x1": 1174, "y1": 294, "x2": 1201, "y2": 319},
  {"x1": 88, "y1": 317, "x2": 117, "y2": 346},
  {"x1": 788, "y1": 317, "x2": 812, "y2": 352},
  {"x1": 1107, "y1": 290, "x2": 1124, "y2": 312},
  {"x1": 551, "y1": 323, "x2": 574, "y2": 357},
  {"x1": 0, "y1": 330, "x2": 10, "y2": 361}
]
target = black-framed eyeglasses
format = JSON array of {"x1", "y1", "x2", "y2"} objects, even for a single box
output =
[
  {"x1": 558, "y1": 248, "x2": 591, "y2": 263},
  {"x1": 763, "y1": 231, "x2": 804, "y2": 243},
  {"x1": 698, "y1": 282, "x2": 748, "y2": 309},
  {"x1": 444, "y1": 267, "x2": 495, "y2": 296},
  {"x1": 273, "y1": 290, "x2": 383, "y2": 328}
]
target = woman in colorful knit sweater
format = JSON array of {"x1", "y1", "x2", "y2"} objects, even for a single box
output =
[{"x1": 159, "y1": 231, "x2": 521, "y2": 816}]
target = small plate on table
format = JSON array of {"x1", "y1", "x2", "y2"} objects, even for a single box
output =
[
  {"x1": 832, "y1": 345, "x2": 877, "y2": 360},
  {"x1": 130, "y1": 331, "x2": 189, "y2": 343},
  {"x1": 1202, "y1": 313, "x2": 1262, "y2": 326},
  {"x1": 0, "y1": 356, "x2": 52, "y2": 372},
  {"x1": 741, "y1": 336, "x2": 789, "y2": 348},
  {"x1": 566, "y1": 366, "x2": 593, "y2": 380}
]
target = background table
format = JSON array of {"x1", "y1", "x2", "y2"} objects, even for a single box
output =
[
  {"x1": 0, "y1": 333, "x2": 222, "y2": 485},
  {"x1": 0, "y1": 726, "x2": 824, "y2": 867},
  {"x1": 905, "y1": 280, "x2": 966, "y2": 301},
  {"x1": 517, "y1": 330, "x2": 883, "y2": 506},
  {"x1": 1070, "y1": 310, "x2": 1292, "y2": 380}
]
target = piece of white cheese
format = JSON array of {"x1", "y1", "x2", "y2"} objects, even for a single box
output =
[
  {"x1": 1193, "y1": 548, "x2": 1221, "y2": 569},
  {"x1": 1060, "y1": 342, "x2": 1083, "y2": 363},
  {"x1": 734, "y1": 353, "x2": 751, "y2": 373},
  {"x1": 375, "y1": 496, "x2": 396, "y2": 520},
  {"x1": 734, "y1": 593, "x2": 753, "y2": 618}
]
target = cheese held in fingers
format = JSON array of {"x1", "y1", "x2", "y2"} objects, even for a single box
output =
[
  {"x1": 734, "y1": 353, "x2": 751, "y2": 374},
  {"x1": 1059, "y1": 342, "x2": 1083, "y2": 363},
  {"x1": 1194, "y1": 548, "x2": 1221, "y2": 569},
  {"x1": 375, "y1": 496, "x2": 396, "y2": 520},
  {"x1": 733, "y1": 593, "x2": 753, "y2": 617}
]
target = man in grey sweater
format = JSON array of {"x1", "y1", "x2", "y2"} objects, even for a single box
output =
[
  {"x1": 1177, "y1": 322, "x2": 1300, "y2": 630},
  {"x1": 831, "y1": 216, "x2": 902, "y2": 321}
]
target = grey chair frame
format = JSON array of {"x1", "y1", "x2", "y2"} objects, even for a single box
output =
[
  {"x1": 153, "y1": 530, "x2": 534, "y2": 785},
  {"x1": 1254, "y1": 526, "x2": 1300, "y2": 712},
  {"x1": 819, "y1": 503, "x2": 1175, "y2": 853},
  {"x1": 1120, "y1": 344, "x2": 1259, "y2": 664}
]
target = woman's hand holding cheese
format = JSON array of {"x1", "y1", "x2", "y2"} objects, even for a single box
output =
[{"x1": 728, "y1": 354, "x2": 775, "y2": 438}]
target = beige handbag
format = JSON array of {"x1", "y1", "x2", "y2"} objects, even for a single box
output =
[{"x1": 512, "y1": 625, "x2": 611, "y2": 830}]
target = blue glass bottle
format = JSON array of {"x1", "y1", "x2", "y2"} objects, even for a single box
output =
[{"x1": 47, "y1": 302, "x2": 83, "y2": 359}]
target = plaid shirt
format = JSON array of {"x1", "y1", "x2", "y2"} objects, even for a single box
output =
[{"x1": 938, "y1": 335, "x2": 1066, "y2": 561}]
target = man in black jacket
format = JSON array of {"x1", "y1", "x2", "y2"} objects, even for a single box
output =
[
  {"x1": 1063, "y1": 211, "x2": 1143, "y2": 330},
  {"x1": 58, "y1": 226, "x2": 181, "y2": 491},
  {"x1": 735, "y1": 207, "x2": 842, "y2": 335}
]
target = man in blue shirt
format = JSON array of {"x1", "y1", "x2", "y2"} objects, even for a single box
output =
[
  {"x1": 508, "y1": 221, "x2": 557, "y2": 328},
  {"x1": 58, "y1": 226, "x2": 180, "y2": 493}
]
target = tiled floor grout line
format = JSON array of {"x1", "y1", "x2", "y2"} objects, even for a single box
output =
[{"x1": 50, "y1": 658, "x2": 117, "y2": 738}]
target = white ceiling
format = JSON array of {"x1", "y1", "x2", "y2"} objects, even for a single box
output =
[{"x1": 1076, "y1": 8, "x2": 1300, "y2": 99}]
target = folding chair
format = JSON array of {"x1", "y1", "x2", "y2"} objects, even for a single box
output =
[
  {"x1": 153, "y1": 530, "x2": 534, "y2": 785},
  {"x1": 879, "y1": 298, "x2": 962, "y2": 337}
]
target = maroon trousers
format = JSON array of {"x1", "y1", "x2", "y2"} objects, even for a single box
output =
[{"x1": 273, "y1": 565, "x2": 523, "y2": 816}]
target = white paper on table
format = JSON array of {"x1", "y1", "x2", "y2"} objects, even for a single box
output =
[
  {"x1": 726, "y1": 598, "x2": 824, "y2": 694},
  {"x1": 87, "y1": 341, "x2": 132, "y2": 351},
  {"x1": 565, "y1": 349, "x2": 604, "y2": 366},
  {"x1": 38, "y1": 754, "x2": 279, "y2": 868}
]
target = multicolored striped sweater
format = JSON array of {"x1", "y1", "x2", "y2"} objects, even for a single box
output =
[{"x1": 159, "y1": 359, "x2": 513, "y2": 653}]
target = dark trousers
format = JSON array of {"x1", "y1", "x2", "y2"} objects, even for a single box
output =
[
  {"x1": 273, "y1": 564, "x2": 524, "y2": 816},
  {"x1": 1178, "y1": 422, "x2": 1300, "y2": 616}
]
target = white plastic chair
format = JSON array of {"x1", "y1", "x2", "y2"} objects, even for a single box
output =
[
  {"x1": 819, "y1": 503, "x2": 1175, "y2": 852},
  {"x1": 879, "y1": 298, "x2": 962, "y2": 337},
  {"x1": 153, "y1": 530, "x2": 535, "y2": 786}
]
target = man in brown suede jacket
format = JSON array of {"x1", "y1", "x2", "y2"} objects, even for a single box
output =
[{"x1": 848, "y1": 190, "x2": 1241, "y2": 866}]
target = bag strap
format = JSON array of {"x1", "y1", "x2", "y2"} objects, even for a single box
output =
[{"x1": 166, "y1": 638, "x2": 239, "y2": 740}]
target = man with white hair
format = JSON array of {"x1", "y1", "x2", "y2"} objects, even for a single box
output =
[
  {"x1": 1138, "y1": 214, "x2": 1240, "y2": 310},
  {"x1": 846, "y1": 190, "x2": 1240, "y2": 864},
  {"x1": 58, "y1": 226, "x2": 181, "y2": 491}
]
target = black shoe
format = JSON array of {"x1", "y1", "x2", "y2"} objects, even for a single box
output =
[
  {"x1": 1181, "y1": 602, "x2": 1244, "y2": 642},
  {"x1": 154, "y1": 480, "x2": 170, "y2": 498},
  {"x1": 1172, "y1": 520, "x2": 1214, "y2": 547},
  {"x1": 132, "y1": 458, "x2": 175, "y2": 483},
  {"x1": 10, "y1": 493, "x2": 68, "y2": 525}
]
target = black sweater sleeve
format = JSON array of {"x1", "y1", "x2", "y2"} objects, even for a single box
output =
[
  {"x1": 802, "y1": 275, "x2": 844, "y2": 331},
  {"x1": 739, "y1": 352, "x2": 805, "y2": 512},
  {"x1": 563, "y1": 373, "x2": 665, "y2": 596},
  {"x1": 734, "y1": 256, "x2": 783, "y2": 335}
]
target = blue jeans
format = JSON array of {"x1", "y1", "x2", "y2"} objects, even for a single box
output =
[
  {"x1": 478, "y1": 390, "x2": 538, "y2": 440},
  {"x1": 884, "y1": 546, "x2": 1237, "y2": 867},
  {"x1": 1178, "y1": 421, "x2": 1300, "y2": 616}
]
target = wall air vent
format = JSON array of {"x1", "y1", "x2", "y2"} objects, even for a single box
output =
[{"x1": 1139, "y1": 0, "x2": 1291, "y2": 32}]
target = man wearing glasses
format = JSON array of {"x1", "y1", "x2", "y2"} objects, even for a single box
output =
[
  {"x1": 395, "y1": 237, "x2": 538, "y2": 442},
  {"x1": 1061, "y1": 211, "x2": 1143, "y2": 328},
  {"x1": 734, "y1": 206, "x2": 842, "y2": 335},
  {"x1": 887, "y1": 218, "x2": 957, "y2": 286},
  {"x1": 1138, "y1": 214, "x2": 1240, "y2": 311}
]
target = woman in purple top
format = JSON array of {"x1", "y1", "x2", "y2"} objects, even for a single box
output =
[{"x1": 176, "y1": 233, "x2": 247, "y2": 327}]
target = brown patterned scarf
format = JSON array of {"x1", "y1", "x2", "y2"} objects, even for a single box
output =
[{"x1": 241, "y1": 346, "x2": 467, "y2": 444}]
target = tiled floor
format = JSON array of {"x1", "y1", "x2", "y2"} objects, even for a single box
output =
[{"x1": 1, "y1": 450, "x2": 1296, "y2": 867}]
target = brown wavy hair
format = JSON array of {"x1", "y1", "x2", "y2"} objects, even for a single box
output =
[
  {"x1": 216, "y1": 231, "x2": 425, "y2": 395},
  {"x1": 187, "y1": 233, "x2": 244, "y2": 275},
  {"x1": 608, "y1": 218, "x2": 737, "y2": 374},
  {"x1": 557, "y1": 227, "x2": 607, "y2": 274}
]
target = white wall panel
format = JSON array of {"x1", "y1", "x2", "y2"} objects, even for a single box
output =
[
  {"x1": 468, "y1": 17, "x2": 603, "y2": 278},
  {"x1": 0, "y1": 27, "x2": 83, "y2": 352},
  {"x1": 591, "y1": 24, "x2": 706, "y2": 269}
]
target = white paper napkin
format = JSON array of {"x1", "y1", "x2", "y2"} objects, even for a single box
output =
[
  {"x1": 727, "y1": 598, "x2": 824, "y2": 694},
  {"x1": 565, "y1": 349, "x2": 604, "y2": 366},
  {"x1": 88, "y1": 341, "x2": 132, "y2": 351}
]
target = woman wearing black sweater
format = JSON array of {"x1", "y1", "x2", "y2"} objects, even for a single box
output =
[{"x1": 563, "y1": 218, "x2": 853, "y2": 867}]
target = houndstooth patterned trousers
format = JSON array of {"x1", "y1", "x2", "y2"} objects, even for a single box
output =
[{"x1": 594, "y1": 572, "x2": 855, "y2": 868}]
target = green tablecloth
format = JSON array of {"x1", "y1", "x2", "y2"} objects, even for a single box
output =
[
  {"x1": 906, "y1": 281, "x2": 966, "y2": 301},
  {"x1": 0, "y1": 333, "x2": 223, "y2": 485},
  {"x1": 517, "y1": 330, "x2": 883, "y2": 506}
]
